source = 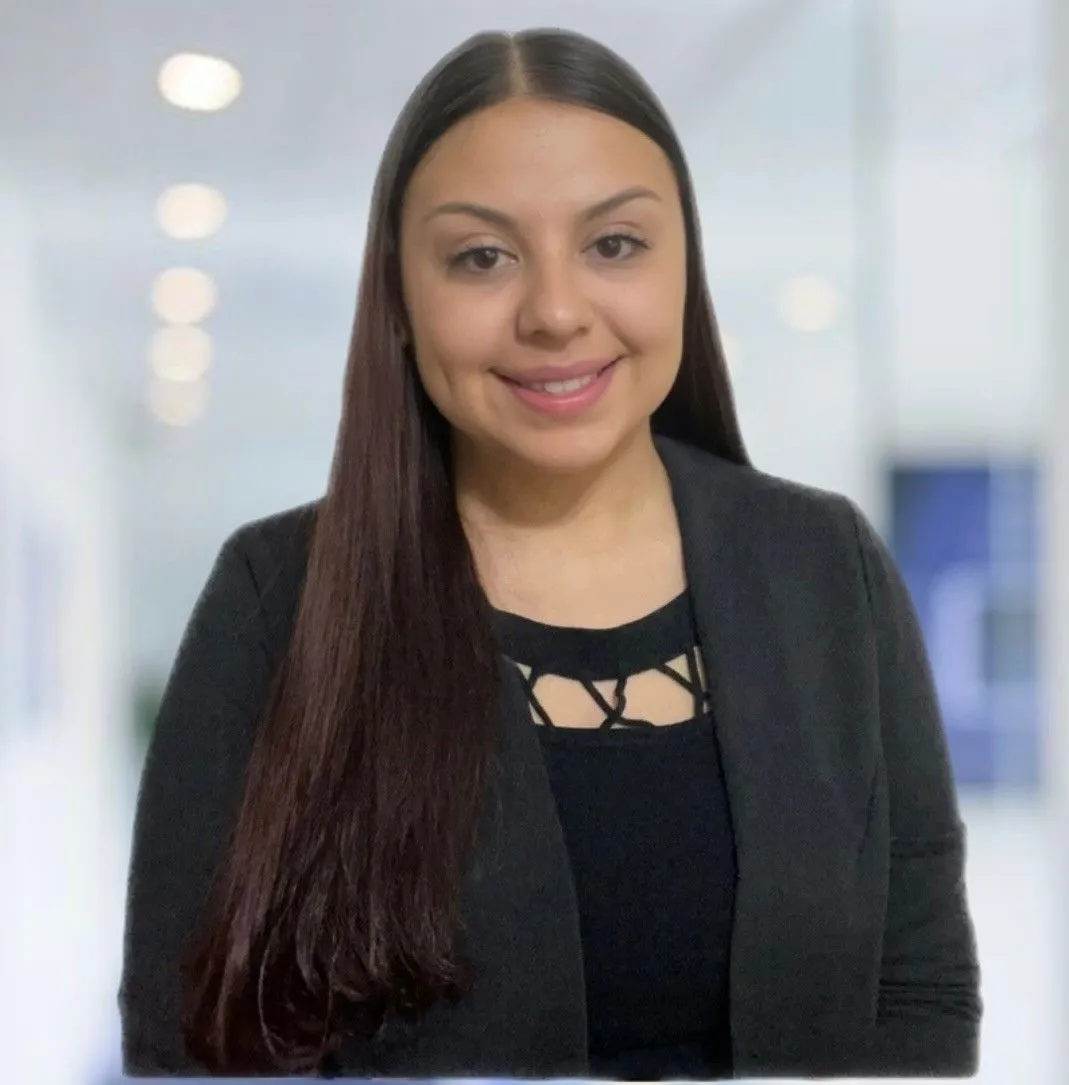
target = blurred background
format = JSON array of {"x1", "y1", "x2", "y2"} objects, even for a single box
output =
[{"x1": 1, "y1": 0, "x2": 1066, "y2": 1082}]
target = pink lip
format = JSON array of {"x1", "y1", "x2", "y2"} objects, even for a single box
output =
[
  {"x1": 497, "y1": 357, "x2": 621, "y2": 418},
  {"x1": 496, "y1": 358, "x2": 619, "y2": 385}
]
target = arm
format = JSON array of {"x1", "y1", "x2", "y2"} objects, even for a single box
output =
[
  {"x1": 119, "y1": 530, "x2": 273, "y2": 1076},
  {"x1": 849, "y1": 502, "x2": 983, "y2": 1076}
]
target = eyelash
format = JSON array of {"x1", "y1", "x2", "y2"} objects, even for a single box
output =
[{"x1": 448, "y1": 232, "x2": 650, "y2": 272}]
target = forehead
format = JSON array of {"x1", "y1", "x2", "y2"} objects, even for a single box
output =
[{"x1": 404, "y1": 97, "x2": 677, "y2": 218}]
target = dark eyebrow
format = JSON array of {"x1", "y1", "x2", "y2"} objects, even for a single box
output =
[{"x1": 423, "y1": 185, "x2": 662, "y2": 228}]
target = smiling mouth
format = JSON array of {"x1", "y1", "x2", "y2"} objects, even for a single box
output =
[{"x1": 497, "y1": 359, "x2": 620, "y2": 392}]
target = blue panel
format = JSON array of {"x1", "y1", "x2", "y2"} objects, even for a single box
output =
[{"x1": 890, "y1": 463, "x2": 1039, "y2": 792}]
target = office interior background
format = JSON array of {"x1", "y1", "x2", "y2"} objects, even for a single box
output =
[{"x1": 1, "y1": 0, "x2": 1067, "y2": 1082}]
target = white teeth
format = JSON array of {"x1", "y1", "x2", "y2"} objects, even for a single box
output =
[{"x1": 525, "y1": 373, "x2": 597, "y2": 395}]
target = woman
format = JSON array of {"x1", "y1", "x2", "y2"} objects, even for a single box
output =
[{"x1": 119, "y1": 27, "x2": 982, "y2": 1080}]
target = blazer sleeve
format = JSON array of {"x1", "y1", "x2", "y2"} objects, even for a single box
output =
[
  {"x1": 119, "y1": 529, "x2": 273, "y2": 1076},
  {"x1": 849, "y1": 502, "x2": 983, "y2": 1076}
]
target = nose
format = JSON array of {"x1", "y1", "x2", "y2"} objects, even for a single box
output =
[{"x1": 516, "y1": 256, "x2": 593, "y2": 344}]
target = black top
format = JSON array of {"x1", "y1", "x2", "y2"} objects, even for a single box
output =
[
  {"x1": 119, "y1": 435, "x2": 981, "y2": 1079},
  {"x1": 492, "y1": 591, "x2": 736, "y2": 1079}
]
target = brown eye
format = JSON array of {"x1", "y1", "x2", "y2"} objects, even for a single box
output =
[
  {"x1": 469, "y1": 247, "x2": 500, "y2": 270},
  {"x1": 592, "y1": 233, "x2": 648, "y2": 260},
  {"x1": 451, "y1": 246, "x2": 508, "y2": 272}
]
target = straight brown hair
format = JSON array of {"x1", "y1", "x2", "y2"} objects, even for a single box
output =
[{"x1": 182, "y1": 27, "x2": 750, "y2": 1074}]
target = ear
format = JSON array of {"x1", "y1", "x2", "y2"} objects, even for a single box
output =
[{"x1": 391, "y1": 307, "x2": 411, "y2": 348}]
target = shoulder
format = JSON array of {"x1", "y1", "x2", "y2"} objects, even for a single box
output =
[
  {"x1": 654, "y1": 434, "x2": 899, "y2": 632},
  {"x1": 655, "y1": 434, "x2": 864, "y2": 555},
  {"x1": 217, "y1": 498, "x2": 322, "y2": 655},
  {"x1": 226, "y1": 498, "x2": 320, "y2": 583}
]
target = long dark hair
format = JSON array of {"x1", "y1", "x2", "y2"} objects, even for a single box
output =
[{"x1": 182, "y1": 27, "x2": 750, "y2": 1074}]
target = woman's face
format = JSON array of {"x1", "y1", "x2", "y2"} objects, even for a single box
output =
[{"x1": 398, "y1": 96, "x2": 687, "y2": 476}]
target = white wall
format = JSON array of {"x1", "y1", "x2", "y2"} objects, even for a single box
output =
[
  {"x1": 888, "y1": 152, "x2": 1044, "y2": 456},
  {"x1": 0, "y1": 184, "x2": 132, "y2": 1085}
]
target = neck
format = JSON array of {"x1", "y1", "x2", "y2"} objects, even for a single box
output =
[{"x1": 452, "y1": 425, "x2": 671, "y2": 552}]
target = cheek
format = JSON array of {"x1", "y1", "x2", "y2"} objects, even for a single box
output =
[
  {"x1": 610, "y1": 268, "x2": 686, "y2": 359},
  {"x1": 407, "y1": 279, "x2": 506, "y2": 382}
]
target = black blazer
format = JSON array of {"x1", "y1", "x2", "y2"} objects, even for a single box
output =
[{"x1": 119, "y1": 435, "x2": 982, "y2": 1078}]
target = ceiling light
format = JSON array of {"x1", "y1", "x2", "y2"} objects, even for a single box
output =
[
  {"x1": 151, "y1": 267, "x2": 218, "y2": 324},
  {"x1": 150, "y1": 325, "x2": 213, "y2": 382},
  {"x1": 157, "y1": 183, "x2": 227, "y2": 239},
  {"x1": 158, "y1": 53, "x2": 242, "y2": 112},
  {"x1": 778, "y1": 275, "x2": 840, "y2": 333},
  {"x1": 149, "y1": 374, "x2": 209, "y2": 427}
]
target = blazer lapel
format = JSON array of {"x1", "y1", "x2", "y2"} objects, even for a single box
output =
[{"x1": 656, "y1": 435, "x2": 880, "y2": 1074}]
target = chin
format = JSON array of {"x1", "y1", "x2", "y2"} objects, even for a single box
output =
[{"x1": 501, "y1": 428, "x2": 631, "y2": 476}]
